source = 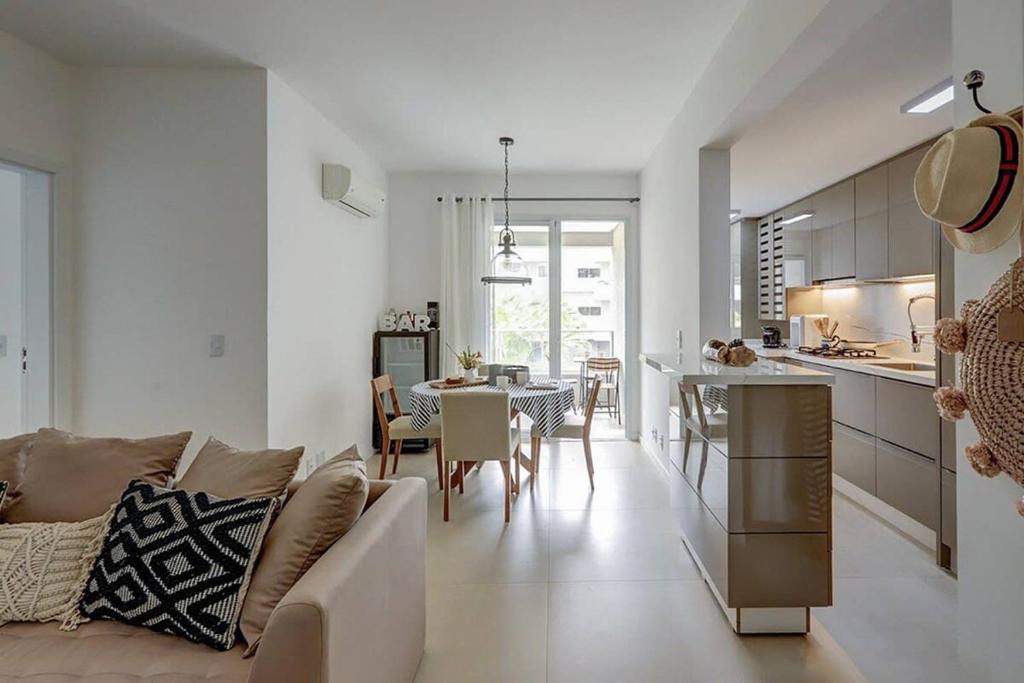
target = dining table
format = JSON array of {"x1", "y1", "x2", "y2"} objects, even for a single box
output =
[{"x1": 407, "y1": 378, "x2": 575, "y2": 489}]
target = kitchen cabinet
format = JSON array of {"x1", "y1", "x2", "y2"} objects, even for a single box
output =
[
  {"x1": 888, "y1": 147, "x2": 928, "y2": 205},
  {"x1": 855, "y1": 210, "x2": 889, "y2": 279},
  {"x1": 876, "y1": 439, "x2": 939, "y2": 529},
  {"x1": 833, "y1": 423, "x2": 877, "y2": 495},
  {"x1": 830, "y1": 366, "x2": 876, "y2": 433},
  {"x1": 832, "y1": 180, "x2": 855, "y2": 225},
  {"x1": 876, "y1": 377, "x2": 939, "y2": 460},
  {"x1": 811, "y1": 224, "x2": 832, "y2": 282},
  {"x1": 941, "y1": 468, "x2": 957, "y2": 570},
  {"x1": 888, "y1": 201, "x2": 935, "y2": 278},
  {"x1": 832, "y1": 221, "x2": 856, "y2": 279},
  {"x1": 856, "y1": 165, "x2": 888, "y2": 217}
]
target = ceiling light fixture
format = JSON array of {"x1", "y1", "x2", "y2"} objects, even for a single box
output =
[
  {"x1": 778, "y1": 211, "x2": 814, "y2": 226},
  {"x1": 482, "y1": 137, "x2": 532, "y2": 286},
  {"x1": 900, "y1": 77, "x2": 955, "y2": 114}
]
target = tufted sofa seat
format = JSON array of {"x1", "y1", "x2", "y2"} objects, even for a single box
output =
[{"x1": 0, "y1": 478, "x2": 427, "y2": 683}]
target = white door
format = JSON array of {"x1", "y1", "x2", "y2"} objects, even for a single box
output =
[{"x1": 0, "y1": 161, "x2": 53, "y2": 435}]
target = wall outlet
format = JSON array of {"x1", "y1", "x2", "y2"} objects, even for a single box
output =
[
  {"x1": 0, "y1": 335, "x2": 6, "y2": 358},
  {"x1": 209, "y1": 334, "x2": 225, "y2": 357}
]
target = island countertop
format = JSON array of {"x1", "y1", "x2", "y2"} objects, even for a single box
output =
[{"x1": 640, "y1": 352, "x2": 835, "y2": 385}]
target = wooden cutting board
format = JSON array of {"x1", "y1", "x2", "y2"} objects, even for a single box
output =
[{"x1": 428, "y1": 378, "x2": 490, "y2": 390}]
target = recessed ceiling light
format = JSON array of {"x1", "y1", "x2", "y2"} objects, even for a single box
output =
[
  {"x1": 901, "y1": 77, "x2": 954, "y2": 114},
  {"x1": 778, "y1": 212, "x2": 814, "y2": 226}
]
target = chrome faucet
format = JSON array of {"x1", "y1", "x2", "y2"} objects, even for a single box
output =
[{"x1": 908, "y1": 294, "x2": 936, "y2": 353}]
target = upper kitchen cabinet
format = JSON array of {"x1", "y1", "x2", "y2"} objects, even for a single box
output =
[
  {"x1": 810, "y1": 181, "x2": 854, "y2": 282},
  {"x1": 888, "y1": 145, "x2": 936, "y2": 278},
  {"x1": 855, "y1": 165, "x2": 889, "y2": 280}
]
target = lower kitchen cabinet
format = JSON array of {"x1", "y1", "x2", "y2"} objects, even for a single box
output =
[
  {"x1": 876, "y1": 439, "x2": 938, "y2": 530},
  {"x1": 831, "y1": 367, "x2": 876, "y2": 433},
  {"x1": 941, "y1": 468, "x2": 957, "y2": 570},
  {"x1": 876, "y1": 377, "x2": 938, "y2": 459},
  {"x1": 833, "y1": 423, "x2": 876, "y2": 494}
]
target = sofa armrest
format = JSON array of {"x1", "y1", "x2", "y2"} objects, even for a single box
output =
[{"x1": 248, "y1": 477, "x2": 427, "y2": 683}]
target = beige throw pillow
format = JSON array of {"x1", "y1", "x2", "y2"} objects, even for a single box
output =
[
  {"x1": 239, "y1": 445, "x2": 369, "y2": 655},
  {"x1": 4, "y1": 429, "x2": 191, "y2": 523},
  {"x1": 0, "y1": 506, "x2": 115, "y2": 628},
  {"x1": 176, "y1": 437, "x2": 304, "y2": 500}
]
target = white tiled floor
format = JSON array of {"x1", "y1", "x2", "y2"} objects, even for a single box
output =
[{"x1": 368, "y1": 439, "x2": 961, "y2": 683}]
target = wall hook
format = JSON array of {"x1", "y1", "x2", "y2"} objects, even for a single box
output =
[{"x1": 963, "y1": 70, "x2": 992, "y2": 114}]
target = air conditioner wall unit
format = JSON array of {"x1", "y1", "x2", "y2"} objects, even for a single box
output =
[{"x1": 322, "y1": 163, "x2": 386, "y2": 218}]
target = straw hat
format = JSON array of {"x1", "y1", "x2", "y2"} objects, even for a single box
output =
[{"x1": 915, "y1": 113, "x2": 1023, "y2": 254}]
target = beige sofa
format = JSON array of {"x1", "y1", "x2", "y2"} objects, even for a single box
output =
[{"x1": 0, "y1": 477, "x2": 427, "y2": 683}]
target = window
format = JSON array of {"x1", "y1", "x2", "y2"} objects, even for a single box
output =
[
  {"x1": 578, "y1": 306, "x2": 602, "y2": 316},
  {"x1": 537, "y1": 264, "x2": 548, "y2": 278},
  {"x1": 577, "y1": 267, "x2": 601, "y2": 279}
]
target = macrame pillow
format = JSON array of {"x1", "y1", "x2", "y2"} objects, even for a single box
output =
[
  {"x1": 934, "y1": 257, "x2": 1024, "y2": 516},
  {"x1": 78, "y1": 480, "x2": 277, "y2": 651},
  {"x1": 0, "y1": 506, "x2": 115, "y2": 628}
]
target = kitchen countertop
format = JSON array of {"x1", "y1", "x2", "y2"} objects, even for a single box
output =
[
  {"x1": 640, "y1": 352, "x2": 834, "y2": 385},
  {"x1": 745, "y1": 341, "x2": 937, "y2": 387}
]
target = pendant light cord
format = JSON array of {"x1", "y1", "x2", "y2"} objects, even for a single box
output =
[{"x1": 502, "y1": 139, "x2": 513, "y2": 246}]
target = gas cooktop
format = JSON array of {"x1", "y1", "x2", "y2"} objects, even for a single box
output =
[{"x1": 796, "y1": 346, "x2": 887, "y2": 360}]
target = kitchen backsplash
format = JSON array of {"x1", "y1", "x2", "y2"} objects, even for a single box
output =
[{"x1": 810, "y1": 280, "x2": 936, "y2": 357}]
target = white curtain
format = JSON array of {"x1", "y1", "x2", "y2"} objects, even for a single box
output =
[{"x1": 440, "y1": 195, "x2": 494, "y2": 376}]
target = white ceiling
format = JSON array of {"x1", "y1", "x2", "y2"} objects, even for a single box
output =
[
  {"x1": 0, "y1": 0, "x2": 745, "y2": 173},
  {"x1": 730, "y1": 0, "x2": 953, "y2": 218}
]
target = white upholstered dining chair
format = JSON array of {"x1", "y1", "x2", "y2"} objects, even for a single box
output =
[
  {"x1": 530, "y1": 378, "x2": 601, "y2": 490},
  {"x1": 439, "y1": 390, "x2": 521, "y2": 523}
]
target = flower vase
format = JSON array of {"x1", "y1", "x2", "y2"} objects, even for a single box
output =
[{"x1": 463, "y1": 368, "x2": 476, "y2": 382}]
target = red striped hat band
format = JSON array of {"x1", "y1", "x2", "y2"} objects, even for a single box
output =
[{"x1": 958, "y1": 125, "x2": 1020, "y2": 234}]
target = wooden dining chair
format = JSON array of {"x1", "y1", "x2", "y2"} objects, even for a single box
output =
[
  {"x1": 439, "y1": 391, "x2": 521, "y2": 523},
  {"x1": 530, "y1": 379, "x2": 601, "y2": 490},
  {"x1": 371, "y1": 374, "x2": 443, "y2": 486},
  {"x1": 677, "y1": 382, "x2": 728, "y2": 488}
]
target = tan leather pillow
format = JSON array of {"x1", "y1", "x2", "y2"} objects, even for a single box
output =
[
  {"x1": 4, "y1": 429, "x2": 191, "y2": 523},
  {"x1": 176, "y1": 437, "x2": 303, "y2": 499},
  {"x1": 0, "y1": 433, "x2": 35, "y2": 514},
  {"x1": 239, "y1": 444, "x2": 369, "y2": 655}
]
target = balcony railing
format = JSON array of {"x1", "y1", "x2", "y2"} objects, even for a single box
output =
[{"x1": 490, "y1": 328, "x2": 616, "y2": 377}]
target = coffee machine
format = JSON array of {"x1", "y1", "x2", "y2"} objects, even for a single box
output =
[{"x1": 761, "y1": 326, "x2": 783, "y2": 349}]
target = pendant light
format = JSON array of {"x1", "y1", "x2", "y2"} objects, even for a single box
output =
[{"x1": 482, "y1": 137, "x2": 532, "y2": 286}]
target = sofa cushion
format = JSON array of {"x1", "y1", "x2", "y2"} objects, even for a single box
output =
[
  {"x1": 0, "y1": 620, "x2": 252, "y2": 682},
  {"x1": 176, "y1": 437, "x2": 303, "y2": 500},
  {"x1": 0, "y1": 508, "x2": 114, "y2": 628},
  {"x1": 239, "y1": 444, "x2": 368, "y2": 654},
  {"x1": 79, "y1": 481, "x2": 276, "y2": 651},
  {"x1": 4, "y1": 429, "x2": 191, "y2": 524},
  {"x1": 0, "y1": 432, "x2": 35, "y2": 513}
]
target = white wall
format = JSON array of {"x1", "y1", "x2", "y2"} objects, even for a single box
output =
[
  {"x1": 387, "y1": 172, "x2": 639, "y2": 311},
  {"x1": 951, "y1": 1, "x2": 1024, "y2": 681},
  {"x1": 0, "y1": 30, "x2": 74, "y2": 431},
  {"x1": 71, "y1": 68, "x2": 269, "y2": 464},
  {"x1": 0, "y1": 168, "x2": 23, "y2": 435},
  {"x1": 266, "y1": 72, "x2": 389, "y2": 464}
]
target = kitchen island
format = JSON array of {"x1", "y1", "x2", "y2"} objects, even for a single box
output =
[{"x1": 640, "y1": 352, "x2": 835, "y2": 635}]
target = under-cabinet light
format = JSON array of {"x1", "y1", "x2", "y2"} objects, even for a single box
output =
[{"x1": 778, "y1": 212, "x2": 814, "y2": 226}]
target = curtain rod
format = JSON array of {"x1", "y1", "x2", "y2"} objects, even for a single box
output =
[{"x1": 436, "y1": 196, "x2": 639, "y2": 204}]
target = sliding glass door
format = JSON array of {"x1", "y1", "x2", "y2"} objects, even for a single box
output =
[{"x1": 488, "y1": 219, "x2": 626, "y2": 377}]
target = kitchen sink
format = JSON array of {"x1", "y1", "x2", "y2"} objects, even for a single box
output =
[{"x1": 870, "y1": 361, "x2": 936, "y2": 372}]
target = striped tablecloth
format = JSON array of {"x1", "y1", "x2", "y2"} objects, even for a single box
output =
[{"x1": 408, "y1": 379, "x2": 576, "y2": 438}]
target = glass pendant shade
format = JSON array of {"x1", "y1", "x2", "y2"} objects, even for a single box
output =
[{"x1": 482, "y1": 136, "x2": 531, "y2": 286}]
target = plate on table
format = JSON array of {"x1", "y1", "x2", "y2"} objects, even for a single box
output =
[{"x1": 526, "y1": 380, "x2": 560, "y2": 391}]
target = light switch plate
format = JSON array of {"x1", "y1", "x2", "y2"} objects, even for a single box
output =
[
  {"x1": 0, "y1": 335, "x2": 6, "y2": 358},
  {"x1": 209, "y1": 334, "x2": 225, "y2": 357}
]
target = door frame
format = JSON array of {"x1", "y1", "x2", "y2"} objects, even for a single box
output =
[{"x1": 0, "y1": 146, "x2": 68, "y2": 431}]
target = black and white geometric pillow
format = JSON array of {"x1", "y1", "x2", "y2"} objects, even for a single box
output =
[
  {"x1": 0, "y1": 481, "x2": 7, "y2": 511},
  {"x1": 79, "y1": 480, "x2": 276, "y2": 650}
]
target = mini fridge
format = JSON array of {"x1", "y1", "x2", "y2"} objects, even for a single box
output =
[{"x1": 372, "y1": 330, "x2": 440, "y2": 452}]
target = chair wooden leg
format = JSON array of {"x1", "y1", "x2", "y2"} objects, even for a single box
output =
[
  {"x1": 583, "y1": 436, "x2": 595, "y2": 490},
  {"x1": 458, "y1": 462, "x2": 465, "y2": 494},
  {"x1": 434, "y1": 440, "x2": 444, "y2": 491},
  {"x1": 378, "y1": 437, "x2": 390, "y2": 480},
  {"x1": 500, "y1": 461, "x2": 511, "y2": 523},
  {"x1": 682, "y1": 429, "x2": 693, "y2": 470},
  {"x1": 514, "y1": 446, "x2": 521, "y2": 495},
  {"x1": 443, "y1": 461, "x2": 451, "y2": 522},
  {"x1": 391, "y1": 440, "x2": 403, "y2": 474},
  {"x1": 697, "y1": 439, "x2": 710, "y2": 489}
]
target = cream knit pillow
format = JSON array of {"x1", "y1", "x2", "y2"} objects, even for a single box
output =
[{"x1": 0, "y1": 505, "x2": 114, "y2": 628}]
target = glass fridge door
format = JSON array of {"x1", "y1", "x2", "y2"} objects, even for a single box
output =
[{"x1": 379, "y1": 336, "x2": 425, "y2": 412}]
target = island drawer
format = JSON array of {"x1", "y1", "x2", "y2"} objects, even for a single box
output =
[
  {"x1": 728, "y1": 458, "x2": 830, "y2": 533},
  {"x1": 728, "y1": 385, "x2": 831, "y2": 458},
  {"x1": 833, "y1": 423, "x2": 876, "y2": 494},
  {"x1": 876, "y1": 439, "x2": 938, "y2": 529},
  {"x1": 728, "y1": 533, "x2": 832, "y2": 608}
]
